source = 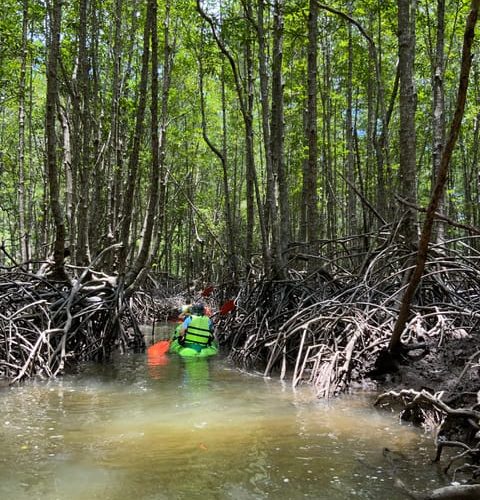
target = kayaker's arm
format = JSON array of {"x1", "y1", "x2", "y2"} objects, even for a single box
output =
[{"x1": 178, "y1": 316, "x2": 192, "y2": 343}]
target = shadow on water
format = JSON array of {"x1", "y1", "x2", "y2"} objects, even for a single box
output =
[{"x1": 0, "y1": 337, "x2": 449, "y2": 500}]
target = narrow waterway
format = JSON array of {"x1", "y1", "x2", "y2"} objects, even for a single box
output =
[{"x1": 1, "y1": 332, "x2": 447, "y2": 499}]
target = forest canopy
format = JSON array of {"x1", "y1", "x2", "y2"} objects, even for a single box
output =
[{"x1": 0, "y1": 0, "x2": 478, "y2": 285}]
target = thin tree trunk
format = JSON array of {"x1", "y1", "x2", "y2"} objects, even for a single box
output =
[
  {"x1": 88, "y1": 0, "x2": 104, "y2": 256},
  {"x1": 270, "y1": 0, "x2": 289, "y2": 278},
  {"x1": 432, "y1": 0, "x2": 446, "y2": 245},
  {"x1": 366, "y1": 12, "x2": 376, "y2": 229},
  {"x1": 151, "y1": 0, "x2": 173, "y2": 262},
  {"x1": 18, "y1": 0, "x2": 29, "y2": 265},
  {"x1": 243, "y1": 2, "x2": 256, "y2": 265},
  {"x1": 27, "y1": 51, "x2": 38, "y2": 259},
  {"x1": 305, "y1": 0, "x2": 320, "y2": 247},
  {"x1": 107, "y1": 0, "x2": 123, "y2": 247},
  {"x1": 75, "y1": 0, "x2": 91, "y2": 266},
  {"x1": 45, "y1": 0, "x2": 67, "y2": 280},
  {"x1": 58, "y1": 105, "x2": 73, "y2": 236},
  {"x1": 320, "y1": 35, "x2": 336, "y2": 242},
  {"x1": 346, "y1": 16, "x2": 356, "y2": 238},
  {"x1": 256, "y1": 0, "x2": 273, "y2": 274},
  {"x1": 397, "y1": 0, "x2": 418, "y2": 246}
]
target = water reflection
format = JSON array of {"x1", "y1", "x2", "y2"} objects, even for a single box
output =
[
  {"x1": 146, "y1": 350, "x2": 169, "y2": 379},
  {"x1": 0, "y1": 350, "x2": 447, "y2": 500},
  {"x1": 181, "y1": 358, "x2": 210, "y2": 391}
]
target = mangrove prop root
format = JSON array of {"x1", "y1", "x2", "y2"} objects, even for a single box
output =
[
  {"x1": 0, "y1": 264, "x2": 212, "y2": 382},
  {"x1": 0, "y1": 267, "x2": 142, "y2": 383},
  {"x1": 375, "y1": 389, "x2": 480, "y2": 482},
  {"x1": 217, "y1": 236, "x2": 480, "y2": 398}
]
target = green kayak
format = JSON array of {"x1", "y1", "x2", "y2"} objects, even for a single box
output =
[{"x1": 169, "y1": 338, "x2": 219, "y2": 358}]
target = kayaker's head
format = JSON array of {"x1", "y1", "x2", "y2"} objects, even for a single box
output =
[
  {"x1": 191, "y1": 303, "x2": 205, "y2": 316},
  {"x1": 178, "y1": 304, "x2": 192, "y2": 319}
]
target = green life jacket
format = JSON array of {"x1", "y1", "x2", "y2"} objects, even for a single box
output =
[{"x1": 184, "y1": 315, "x2": 212, "y2": 346}]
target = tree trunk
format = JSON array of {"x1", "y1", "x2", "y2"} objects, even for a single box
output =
[
  {"x1": 270, "y1": 0, "x2": 289, "y2": 278},
  {"x1": 320, "y1": 35, "x2": 336, "y2": 242},
  {"x1": 257, "y1": 0, "x2": 273, "y2": 274},
  {"x1": 18, "y1": 0, "x2": 29, "y2": 266},
  {"x1": 58, "y1": 105, "x2": 73, "y2": 237},
  {"x1": 397, "y1": 0, "x2": 418, "y2": 246},
  {"x1": 104, "y1": 0, "x2": 124, "y2": 272},
  {"x1": 305, "y1": 0, "x2": 320, "y2": 247},
  {"x1": 88, "y1": 0, "x2": 104, "y2": 257},
  {"x1": 432, "y1": 0, "x2": 446, "y2": 245},
  {"x1": 75, "y1": 0, "x2": 91, "y2": 266},
  {"x1": 45, "y1": 0, "x2": 67, "y2": 280},
  {"x1": 151, "y1": 0, "x2": 172, "y2": 264},
  {"x1": 243, "y1": 2, "x2": 256, "y2": 265},
  {"x1": 346, "y1": 17, "x2": 356, "y2": 238}
]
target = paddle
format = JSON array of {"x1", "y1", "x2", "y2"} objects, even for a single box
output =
[
  {"x1": 201, "y1": 285, "x2": 214, "y2": 297},
  {"x1": 217, "y1": 299, "x2": 236, "y2": 316},
  {"x1": 147, "y1": 299, "x2": 236, "y2": 356},
  {"x1": 147, "y1": 338, "x2": 172, "y2": 356}
]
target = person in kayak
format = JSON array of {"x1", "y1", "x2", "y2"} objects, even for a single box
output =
[
  {"x1": 178, "y1": 303, "x2": 214, "y2": 351},
  {"x1": 171, "y1": 303, "x2": 192, "y2": 339}
]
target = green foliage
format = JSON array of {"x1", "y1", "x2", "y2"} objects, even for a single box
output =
[{"x1": 0, "y1": 0, "x2": 479, "y2": 276}]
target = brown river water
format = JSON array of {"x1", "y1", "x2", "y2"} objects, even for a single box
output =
[{"x1": 0, "y1": 327, "x2": 450, "y2": 499}]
